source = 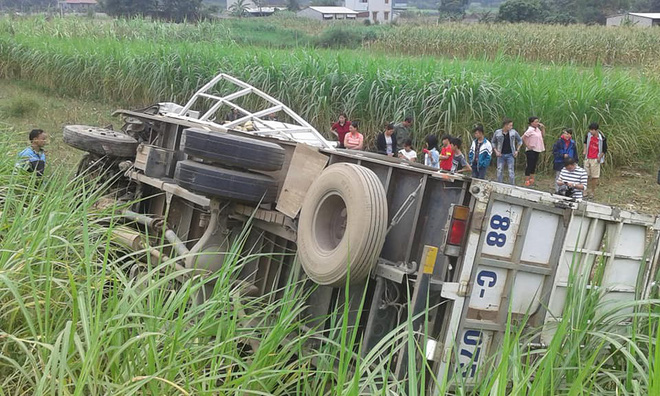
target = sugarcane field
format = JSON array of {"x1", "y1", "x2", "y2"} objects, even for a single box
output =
[{"x1": 2, "y1": 1, "x2": 660, "y2": 395}]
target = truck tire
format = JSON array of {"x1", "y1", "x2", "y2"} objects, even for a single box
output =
[
  {"x1": 174, "y1": 160, "x2": 278, "y2": 203},
  {"x1": 297, "y1": 163, "x2": 388, "y2": 287},
  {"x1": 181, "y1": 128, "x2": 285, "y2": 172},
  {"x1": 63, "y1": 125, "x2": 138, "y2": 158}
]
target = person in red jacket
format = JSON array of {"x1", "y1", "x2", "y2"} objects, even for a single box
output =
[
  {"x1": 331, "y1": 113, "x2": 350, "y2": 149},
  {"x1": 439, "y1": 134, "x2": 454, "y2": 171}
]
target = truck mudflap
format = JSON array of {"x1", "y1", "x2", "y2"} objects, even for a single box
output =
[{"x1": 434, "y1": 180, "x2": 660, "y2": 391}]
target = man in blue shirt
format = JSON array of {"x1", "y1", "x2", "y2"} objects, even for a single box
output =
[{"x1": 17, "y1": 129, "x2": 47, "y2": 176}]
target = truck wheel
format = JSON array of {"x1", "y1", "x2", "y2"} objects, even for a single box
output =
[
  {"x1": 181, "y1": 128, "x2": 285, "y2": 172},
  {"x1": 63, "y1": 125, "x2": 138, "y2": 158},
  {"x1": 174, "y1": 160, "x2": 278, "y2": 203},
  {"x1": 297, "y1": 163, "x2": 388, "y2": 287}
]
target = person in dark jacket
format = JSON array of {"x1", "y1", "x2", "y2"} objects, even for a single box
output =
[
  {"x1": 468, "y1": 124, "x2": 492, "y2": 179},
  {"x1": 225, "y1": 108, "x2": 240, "y2": 122},
  {"x1": 552, "y1": 127, "x2": 579, "y2": 192},
  {"x1": 376, "y1": 123, "x2": 397, "y2": 157}
]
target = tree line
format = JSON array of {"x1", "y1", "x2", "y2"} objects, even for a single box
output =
[
  {"x1": 0, "y1": 0, "x2": 206, "y2": 22},
  {"x1": 102, "y1": 0, "x2": 203, "y2": 22},
  {"x1": 1, "y1": 0, "x2": 57, "y2": 11}
]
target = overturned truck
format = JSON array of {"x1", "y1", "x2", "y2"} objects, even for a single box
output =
[{"x1": 63, "y1": 74, "x2": 660, "y2": 393}]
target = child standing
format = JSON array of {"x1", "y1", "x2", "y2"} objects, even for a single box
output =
[
  {"x1": 450, "y1": 137, "x2": 471, "y2": 173},
  {"x1": 439, "y1": 134, "x2": 454, "y2": 171},
  {"x1": 423, "y1": 135, "x2": 440, "y2": 169}
]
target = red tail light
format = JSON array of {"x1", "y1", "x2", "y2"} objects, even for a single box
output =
[
  {"x1": 447, "y1": 205, "x2": 469, "y2": 246},
  {"x1": 448, "y1": 219, "x2": 466, "y2": 245}
]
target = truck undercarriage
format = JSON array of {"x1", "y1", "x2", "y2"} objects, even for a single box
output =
[{"x1": 64, "y1": 73, "x2": 660, "y2": 393}]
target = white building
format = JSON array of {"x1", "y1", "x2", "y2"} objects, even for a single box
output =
[
  {"x1": 344, "y1": 0, "x2": 393, "y2": 23},
  {"x1": 297, "y1": 6, "x2": 358, "y2": 21},
  {"x1": 58, "y1": 0, "x2": 97, "y2": 12},
  {"x1": 606, "y1": 12, "x2": 660, "y2": 27}
]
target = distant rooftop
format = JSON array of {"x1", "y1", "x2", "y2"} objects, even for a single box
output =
[
  {"x1": 308, "y1": 6, "x2": 358, "y2": 14},
  {"x1": 246, "y1": 7, "x2": 285, "y2": 13},
  {"x1": 628, "y1": 12, "x2": 660, "y2": 19},
  {"x1": 60, "y1": 0, "x2": 98, "y2": 4}
]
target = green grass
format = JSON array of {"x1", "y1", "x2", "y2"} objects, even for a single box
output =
[
  {"x1": 370, "y1": 22, "x2": 660, "y2": 68},
  {"x1": 0, "y1": 95, "x2": 40, "y2": 118},
  {"x1": 1, "y1": 15, "x2": 660, "y2": 393},
  {"x1": 0, "y1": 79, "x2": 117, "y2": 170},
  {"x1": 7, "y1": 16, "x2": 660, "y2": 67},
  {"x1": 1, "y1": 142, "x2": 659, "y2": 394},
  {"x1": 0, "y1": 135, "x2": 398, "y2": 394},
  {"x1": 1, "y1": 17, "x2": 660, "y2": 171}
]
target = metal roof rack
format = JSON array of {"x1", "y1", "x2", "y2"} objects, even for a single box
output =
[{"x1": 161, "y1": 73, "x2": 335, "y2": 149}]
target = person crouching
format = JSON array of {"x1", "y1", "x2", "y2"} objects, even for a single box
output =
[{"x1": 556, "y1": 158, "x2": 587, "y2": 201}]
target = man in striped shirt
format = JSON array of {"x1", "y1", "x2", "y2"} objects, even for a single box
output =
[{"x1": 556, "y1": 158, "x2": 588, "y2": 200}]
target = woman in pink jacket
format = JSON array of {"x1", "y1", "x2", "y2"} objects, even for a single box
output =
[{"x1": 522, "y1": 116, "x2": 545, "y2": 187}]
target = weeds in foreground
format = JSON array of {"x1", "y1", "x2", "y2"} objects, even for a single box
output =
[{"x1": 0, "y1": 130, "x2": 658, "y2": 394}]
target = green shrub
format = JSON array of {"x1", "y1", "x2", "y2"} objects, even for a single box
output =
[
  {"x1": 0, "y1": 96, "x2": 40, "y2": 118},
  {"x1": 316, "y1": 25, "x2": 363, "y2": 48},
  {"x1": 315, "y1": 25, "x2": 382, "y2": 48}
]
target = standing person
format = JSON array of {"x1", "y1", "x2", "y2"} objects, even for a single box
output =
[
  {"x1": 398, "y1": 139, "x2": 417, "y2": 162},
  {"x1": 225, "y1": 108, "x2": 240, "y2": 122},
  {"x1": 583, "y1": 122, "x2": 607, "y2": 199},
  {"x1": 450, "y1": 137, "x2": 471, "y2": 174},
  {"x1": 344, "y1": 121, "x2": 364, "y2": 150},
  {"x1": 422, "y1": 135, "x2": 440, "y2": 169},
  {"x1": 552, "y1": 128, "x2": 579, "y2": 192},
  {"x1": 376, "y1": 123, "x2": 398, "y2": 157},
  {"x1": 394, "y1": 117, "x2": 413, "y2": 145},
  {"x1": 556, "y1": 158, "x2": 588, "y2": 201},
  {"x1": 17, "y1": 129, "x2": 47, "y2": 176},
  {"x1": 492, "y1": 118, "x2": 522, "y2": 184},
  {"x1": 522, "y1": 116, "x2": 546, "y2": 187},
  {"x1": 331, "y1": 113, "x2": 351, "y2": 149},
  {"x1": 439, "y1": 134, "x2": 454, "y2": 171},
  {"x1": 468, "y1": 124, "x2": 493, "y2": 180},
  {"x1": 262, "y1": 112, "x2": 279, "y2": 121}
]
